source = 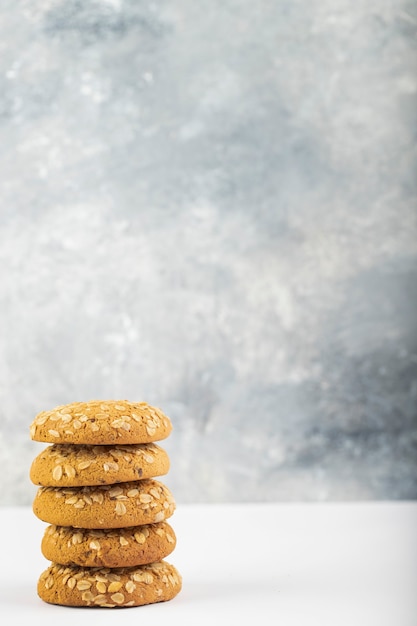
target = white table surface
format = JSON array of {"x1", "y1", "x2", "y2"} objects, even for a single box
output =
[{"x1": 0, "y1": 502, "x2": 416, "y2": 625}]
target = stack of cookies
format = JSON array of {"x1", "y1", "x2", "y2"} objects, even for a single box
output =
[{"x1": 29, "y1": 400, "x2": 182, "y2": 608}]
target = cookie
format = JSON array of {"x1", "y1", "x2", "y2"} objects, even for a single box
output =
[
  {"x1": 33, "y1": 479, "x2": 176, "y2": 528},
  {"x1": 30, "y1": 443, "x2": 170, "y2": 487},
  {"x1": 38, "y1": 560, "x2": 182, "y2": 607},
  {"x1": 41, "y1": 522, "x2": 176, "y2": 568},
  {"x1": 30, "y1": 400, "x2": 172, "y2": 445}
]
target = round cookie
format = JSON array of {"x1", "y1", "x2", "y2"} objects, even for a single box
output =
[
  {"x1": 30, "y1": 443, "x2": 170, "y2": 487},
  {"x1": 38, "y1": 560, "x2": 182, "y2": 608},
  {"x1": 41, "y1": 522, "x2": 176, "y2": 568},
  {"x1": 33, "y1": 479, "x2": 176, "y2": 528},
  {"x1": 30, "y1": 400, "x2": 172, "y2": 445}
]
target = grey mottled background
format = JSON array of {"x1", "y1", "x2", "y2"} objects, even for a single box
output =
[{"x1": 0, "y1": 0, "x2": 416, "y2": 504}]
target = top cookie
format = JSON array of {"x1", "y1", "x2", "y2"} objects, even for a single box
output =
[{"x1": 30, "y1": 400, "x2": 172, "y2": 445}]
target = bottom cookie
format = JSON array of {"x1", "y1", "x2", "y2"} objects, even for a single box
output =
[{"x1": 38, "y1": 561, "x2": 182, "y2": 608}]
